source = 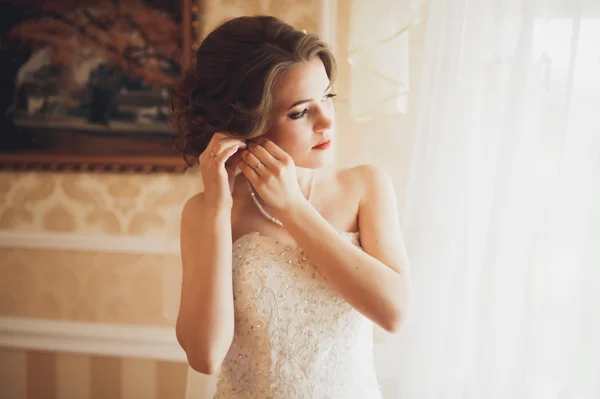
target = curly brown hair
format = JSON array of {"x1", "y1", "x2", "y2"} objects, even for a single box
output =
[{"x1": 169, "y1": 16, "x2": 337, "y2": 166}]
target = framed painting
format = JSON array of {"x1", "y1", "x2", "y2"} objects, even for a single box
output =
[{"x1": 0, "y1": 0, "x2": 202, "y2": 173}]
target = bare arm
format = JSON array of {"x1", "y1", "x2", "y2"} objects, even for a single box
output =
[
  {"x1": 176, "y1": 193, "x2": 234, "y2": 374},
  {"x1": 280, "y1": 165, "x2": 412, "y2": 332}
]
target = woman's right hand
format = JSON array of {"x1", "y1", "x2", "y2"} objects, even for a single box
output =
[{"x1": 199, "y1": 132, "x2": 247, "y2": 211}]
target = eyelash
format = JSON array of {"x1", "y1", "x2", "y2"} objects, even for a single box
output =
[{"x1": 289, "y1": 93, "x2": 337, "y2": 120}]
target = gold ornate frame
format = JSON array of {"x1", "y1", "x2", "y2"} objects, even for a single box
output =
[{"x1": 0, "y1": 0, "x2": 202, "y2": 174}]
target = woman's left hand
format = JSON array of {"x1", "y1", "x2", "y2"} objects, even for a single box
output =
[{"x1": 238, "y1": 138, "x2": 306, "y2": 216}]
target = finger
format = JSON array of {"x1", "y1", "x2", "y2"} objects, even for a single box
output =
[
  {"x1": 216, "y1": 144, "x2": 240, "y2": 165},
  {"x1": 238, "y1": 158, "x2": 260, "y2": 182},
  {"x1": 246, "y1": 142, "x2": 278, "y2": 169},
  {"x1": 211, "y1": 132, "x2": 228, "y2": 140},
  {"x1": 204, "y1": 141, "x2": 236, "y2": 163},
  {"x1": 206, "y1": 132, "x2": 231, "y2": 153},
  {"x1": 204, "y1": 143, "x2": 243, "y2": 165},
  {"x1": 208, "y1": 136, "x2": 246, "y2": 156},
  {"x1": 240, "y1": 149, "x2": 265, "y2": 175},
  {"x1": 225, "y1": 148, "x2": 244, "y2": 171},
  {"x1": 254, "y1": 138, "x2": 291, "y2": 163},
  {"x1": 216, "y1": 139, "x2": 246, "y2": 154}
]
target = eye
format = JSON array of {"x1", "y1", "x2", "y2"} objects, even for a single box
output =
[
  {"x1": 323, "y1": 93, "x2": 337, "y2": 101},
  {"x1": 289, "y1": 108, "x2": 309, "y2": 120}
]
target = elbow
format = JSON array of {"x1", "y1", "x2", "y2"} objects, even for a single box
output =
[
  {"x1": 381, "y1": 299, "x2": 410, "y2": 333},
  {"x1": 381, "y1": 311, "x2": 404, "y2": 333},
  {"x1": 180, "y1": 338, "x2": 224, "y2": 375},
  {"x1": 176, "y1": 325, "x2": 224, "y2": 375},
  {"x1": 382, "y1": 280, "x2": 412, "y2": 333},
  {"x1": 187, "y1": 353, "x2": 222, "y2": 375}
]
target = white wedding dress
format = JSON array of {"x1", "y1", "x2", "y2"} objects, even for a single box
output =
[{"x1": 213, "y1": 230, "x2": 383, "y2": 399}]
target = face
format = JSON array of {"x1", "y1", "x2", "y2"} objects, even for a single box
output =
[{"x1": 262, "y1": 57, "x2": 335, "y2": 168}]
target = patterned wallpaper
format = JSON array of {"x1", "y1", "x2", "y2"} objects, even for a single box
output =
[{"x1": 0, "y1": 171, "x2": 200, "y2": 236}]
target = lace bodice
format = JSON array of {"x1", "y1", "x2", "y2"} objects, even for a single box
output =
[{"x1": 214, "y1": 231, "x2": 382, "y2": 399}]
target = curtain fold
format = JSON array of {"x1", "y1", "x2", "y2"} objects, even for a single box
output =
[{"x1": 385, "y1": 0, "x2": 600, "y2": 397}]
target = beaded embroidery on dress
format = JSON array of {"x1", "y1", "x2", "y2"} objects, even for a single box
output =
[{"x1": 214, "y1": 231, "x2": 383, "y2": 399}]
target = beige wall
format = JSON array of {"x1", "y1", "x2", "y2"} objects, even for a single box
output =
[
  {"x1": 0, "y1": 349, "x2": 187, "y2": 399},
  {"x1": 0, "y1": 1, "x2": 429, "y2": 398}
]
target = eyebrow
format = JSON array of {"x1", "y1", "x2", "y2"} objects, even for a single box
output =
[{"x1": 287, "y1": 83, "x2": 332, "y2": 110}]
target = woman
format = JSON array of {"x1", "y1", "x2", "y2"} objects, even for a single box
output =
[{"x1": 171, "y1": 15, "x2": 411, "y2": 399}]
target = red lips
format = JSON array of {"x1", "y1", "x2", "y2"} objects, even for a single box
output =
[{"x1": 313, "y1": 139, "x2": 331, "y2": 149}]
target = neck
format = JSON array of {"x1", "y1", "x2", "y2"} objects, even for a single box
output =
[{"x1": 295, "y1": 166, "x2": 316, "y2": 190}]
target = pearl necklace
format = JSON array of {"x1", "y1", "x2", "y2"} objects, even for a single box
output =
[{"x1": 247, "y1": 170, "x2": 316, "y2": 227}]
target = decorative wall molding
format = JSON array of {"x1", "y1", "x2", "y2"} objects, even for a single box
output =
[
  {"x1": 0, "y1": 231, "x2": 180, "y2": 255},
  {"x1": 0, "y1": 316, "x2": 186, "y2": 362}
]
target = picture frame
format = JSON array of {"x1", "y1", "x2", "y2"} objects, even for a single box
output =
[{"x1": 0, "y1": 0, "x2": 201, "y2": 173}]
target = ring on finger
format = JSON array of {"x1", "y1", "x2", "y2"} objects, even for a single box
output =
[{"x1": 242, "y1": 150, "x2": 262, "y2": 171}]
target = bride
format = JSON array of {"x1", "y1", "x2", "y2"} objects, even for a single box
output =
[{"x1": 170, "y1": 15, "x2": 411, "y2": 398}]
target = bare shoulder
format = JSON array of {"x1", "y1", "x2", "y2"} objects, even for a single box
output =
[
  {"x1": 336, "y1": 163, "x2": 389, "y2": 180},
  {"x1": 336, "y1": 164, "x2": 393, "y2": 202}
]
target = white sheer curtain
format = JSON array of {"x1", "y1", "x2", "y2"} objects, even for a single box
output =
[
  {"x1": 388, "y1": 0, "x2": 600, "y2": 398},
  {"x1": 347, "y1": 0, "x2": 421, "y2": 121}
]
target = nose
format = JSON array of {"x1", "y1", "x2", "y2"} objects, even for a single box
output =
[{"x1": 314, "y1": 104, "x2": 333, "y2": 133}]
